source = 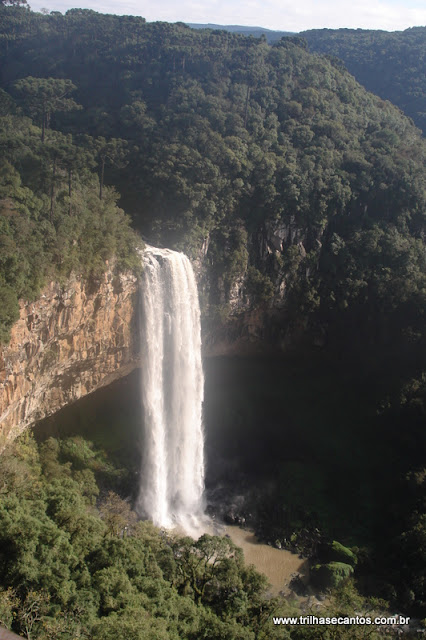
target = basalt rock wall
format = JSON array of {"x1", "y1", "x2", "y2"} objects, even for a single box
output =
[
  {"x1": 198, "y1": 218, "x2": 313, "y2": 355},
  {"x1": 0, "y1": 269, "x2": 139, "y2": 447}
]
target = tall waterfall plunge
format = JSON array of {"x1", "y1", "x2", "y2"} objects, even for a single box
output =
[{"x1": 136, "y1": 246, "x2": 206, "y2": 533}]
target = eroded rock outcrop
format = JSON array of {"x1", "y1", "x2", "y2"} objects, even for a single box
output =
[{"x1": 0, "y1": 268, "x2": 139, "y2": 447}]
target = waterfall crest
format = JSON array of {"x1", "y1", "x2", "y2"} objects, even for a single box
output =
[{"x1": 136, "y1": 245, "x2": 205, "y2": 533}]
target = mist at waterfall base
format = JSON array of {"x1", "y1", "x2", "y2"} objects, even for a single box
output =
[{"x1": 136, "y1": 246, "x2": 209, "y2": 537}]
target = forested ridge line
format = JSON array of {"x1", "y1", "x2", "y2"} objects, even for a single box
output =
[
  {"x1": 301, "y1": 27, "x2": 426, "y2": 136},
  {"x1": 190, "y1": 22, "x2": 426, "y2": 135}
]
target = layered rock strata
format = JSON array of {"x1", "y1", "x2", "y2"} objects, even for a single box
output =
[{"x1": 0, "y1": 269, "x2": 139, "y2": 447}]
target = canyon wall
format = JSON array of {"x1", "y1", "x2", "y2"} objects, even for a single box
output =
[
  {"x1": 0, "y1": 268, "x2": 139, "y2": 447},
  {"x1": 0, "y1": 220, "x2": 310, "y2": 445},
  {"x1": 199, "y1": 218, "x2": 312, "y2": 356}
]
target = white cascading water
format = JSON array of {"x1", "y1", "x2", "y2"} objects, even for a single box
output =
[{"x1": 136, "y1": 245, "x2": 206, "y2": 534}]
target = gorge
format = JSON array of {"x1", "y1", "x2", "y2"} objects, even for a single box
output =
[{"x1": 0, "y1": 7, "x2": 425, "y2": 634}]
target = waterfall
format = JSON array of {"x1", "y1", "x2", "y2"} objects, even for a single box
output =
[{"x1": 136, "y1": 245, "x2": 205, "y2": 533}]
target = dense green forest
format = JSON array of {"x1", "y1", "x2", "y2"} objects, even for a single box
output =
[
  {"x1": 191, "y1": 23, "x2": 426, "y2": 135},
  {"x1": 0, "y1": 4, "x2": 426, "y2": 633},
  {"x1": 302, "y1": 27, "x2": 426, "y2": 136},
  {"x1": 0, "y1": 432, "x2": 272, "y2": 640},
  {"x1": 0, "y1": 87, "x2": 141, "y2": 342},
  {"x1": 0, "y1": 431, "x2": 412, "y2": 640},
  {"x1": 1, "y1": 6, "x2": 425, "y2": 354}
]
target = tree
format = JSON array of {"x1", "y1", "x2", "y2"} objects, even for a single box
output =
[
  {"x1": 0, "y1": 3, "x2": 31, "y2": 59},
  {"x1": 41, "y1": 132, "x2": 95, "y2": 218},
  {"x1": 0, "y1": 588, "x2": 18, "y2": 630},
  {"x1": 99, "y1": 491, "x2": 137, "y2": 537},
  {"x1": 171, "y1": 534, "x2": 245, "y2": 605},
  {"x1": 17, "y1": 591, "x2": 50, "y2": 640},
  {"x1": 93, "y1": 137, "x2": 128, "y2": 200},
  {"x1": 0, "y1": 88, "x2": 16, "y2": 116},
  {"x1": 13, "y1": 77, "x2": 81, "y2": 142},
  {"x1": 0, "y1": 283, "x2": 19, "y2": 344}
]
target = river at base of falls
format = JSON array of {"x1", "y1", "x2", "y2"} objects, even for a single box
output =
[
  {"x1": 175, "y1": 520, "x2": 309, "y2": 596},
  {"x1": 225, "y1": 525, "x2": 309, "y2": 596}
]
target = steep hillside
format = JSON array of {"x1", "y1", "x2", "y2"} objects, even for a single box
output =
[
  {"x1": 302, "y1": 27, "x2": 426, "y2": 135},
  {"x1": 187, "y1": 23, "x2": 426, "y2": 135}
]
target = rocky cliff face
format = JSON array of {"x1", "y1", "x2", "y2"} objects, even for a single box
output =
[
  {"x1": 0, "y1": 221, "x2": 313, "y2": 445},
  {"x1": 0, "y1": 268, "x2": 139, "y2": 447},
  {"x1": 198, "y1": 218, "x2": 313, "y2": 355}
]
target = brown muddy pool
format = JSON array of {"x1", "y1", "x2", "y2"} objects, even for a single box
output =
[{"x1": 225, "y1": 525, "x2": 309, "y2": 596}]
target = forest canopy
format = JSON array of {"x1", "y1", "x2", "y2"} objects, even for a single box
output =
[
  {"x1": 1, "y1": 6, "x2": 424, "y2": 353},
  {"x1": 0, "y1": 432, "x2": 404, "y2": 640},
  {"x1": 301, "y1": 27, "x2": 426, "y2": 136},
  {"x1": 189, "y1": 23, "x2": 426, "y2": 135}
]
